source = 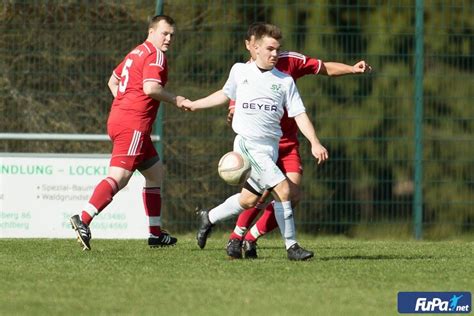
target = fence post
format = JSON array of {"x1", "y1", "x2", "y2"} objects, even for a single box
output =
[
  {"x1": 413, "y1": 0, "x2": 424, "y2": 240},
  {"x1": 154, "y1": 0, "x2": 164, "y2": 159}
]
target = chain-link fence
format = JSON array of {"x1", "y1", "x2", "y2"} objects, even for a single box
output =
[{"x1": 1, "y1": 0, "x2": 472, "y2": 238}]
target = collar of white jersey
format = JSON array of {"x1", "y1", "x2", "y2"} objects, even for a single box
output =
[{"x1": 249, "y1": 61, "x2": 278, "y2": 75}]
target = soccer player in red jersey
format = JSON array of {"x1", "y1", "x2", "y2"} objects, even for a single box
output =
[
  {"x1": 70, "y1": 15, "x2": 188, "y2": 251},
  {"x1": 224, "y1": 23, "x2": 372, "y2": 259}
]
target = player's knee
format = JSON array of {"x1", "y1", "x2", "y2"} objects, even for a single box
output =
[
  {"x1": 144, "y1": 174, "x2": 162, "y2": 187},
  {"x1": 238, "y1": 193, "x2": 259, "y2": 209},
  {"x1": 274, "y1": 180, "x2": 291, "y2": 201},
  {"x1": 111, "y1": 176, "x2": 128, "y2": 190},
  {"x1": 141, "y1": 162, "x2": 163, "y2": 186},
  {"x1": 238, "y1": 197, "x2": 257, "y2": 210},
  {"x1": 239, "y1": 201, "x2": 255, "y2": 209},
  {"x1": 291, "y1": 187, "x2": 301, "y2": 206},
  {"x1": 108, "y1": 168, "x2": 133, "y2": 190}
]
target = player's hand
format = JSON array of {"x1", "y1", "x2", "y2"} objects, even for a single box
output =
[
  {"x1": 176, "y1": 96, "x2": 189, "y2": 109},
  {"x1": 353, "y1": 60, "x2": 372, "y2": 74},
  {"x1": 181, "y1": 99, "x2": 195, "y2": 111},
  {"x1": 311, "y1": 143, "x2": 329, "y2": 165},
  {"x1": 227, "y1": 108, "x2": 235, "y2": 126}
]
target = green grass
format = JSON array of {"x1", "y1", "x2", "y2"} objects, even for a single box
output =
[{"x1": 0, "y1": 235, "x2": 472, "y2": 316}]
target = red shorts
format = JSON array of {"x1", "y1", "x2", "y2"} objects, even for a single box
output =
[
  {"x1": 277, "y1": 143, "x2": 302, "y2": 174},
  {"x1": 107, "y1": 124, "x2": 159, "y2": 171}
]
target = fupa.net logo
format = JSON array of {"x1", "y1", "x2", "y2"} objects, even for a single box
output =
[{"x1": 398, "y1": 292, "x2": 471, "y2": 313}]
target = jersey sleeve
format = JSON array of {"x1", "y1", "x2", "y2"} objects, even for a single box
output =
[
  {"x1": 285, "y1": 79, "x2": 306, "y2": 118},
  {"x1": 297, "y1": 56, "x2": 322, "y2": 77},
  {"x1": 143, "y1": 50, "x2": 167, "y2": 86},
  {"x1": 279, "y1": 51, "x2": 322, "y2": 80},
  {"x1": 222, "y1": 63, "x2": 240, "y2": 100},
  {"x1": 113, "y1": 60, "x2": 125, "y2": 80}
]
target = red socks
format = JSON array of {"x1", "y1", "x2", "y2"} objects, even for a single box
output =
[
  {"x1": 142, "y1": 187, "x2": 162, "y2": 236},
  {"x1": 81, "y1": 177, "x2": 119, "y2": 225},
  {"x1": 80, "y1": 180, "x2": 163, "y2": 237},
  {"x1": 229, "y1": 206, "x2": 262, "y2": 240},
  {"x1": 245, "y1": 203, "x2": 278, "y2": 241}
]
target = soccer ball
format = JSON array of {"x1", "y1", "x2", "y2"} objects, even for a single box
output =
[{"x1": 217, "y1": 151, "x2": 251, "y2": 186}]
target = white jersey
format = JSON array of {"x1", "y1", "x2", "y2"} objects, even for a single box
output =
[{"x1": 222, "y1": 62, "x2": 306, "y2": 141}]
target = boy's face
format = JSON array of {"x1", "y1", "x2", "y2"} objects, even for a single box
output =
[
  {"x1": 148, "y1": 20, "x2": 175, "y2": 52},
  {"x1": 254, "y1": 35, "x2": 280, "y2": 69}
]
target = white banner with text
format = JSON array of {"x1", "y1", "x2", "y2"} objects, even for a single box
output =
[{"x1": 0, "y1": 155, "x2": 148, "y2": 239}]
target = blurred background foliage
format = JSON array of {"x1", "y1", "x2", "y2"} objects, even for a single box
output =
[{"x1": 0, "y1": 0, "x2": 472, "y2": 238}]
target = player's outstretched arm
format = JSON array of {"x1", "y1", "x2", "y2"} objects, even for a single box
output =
[
  {"x1": 143, "y1": 81, "x2": 187, "y2": 108},
  {"x1": 294, "y1": 112, "x2": 329, "y2": 164},
  {"x1": 319, "y1": 60, "x2": 372, "y2": 77},
  {"x1": 183, "y1": 90, "x2": 230, "y2": 112}
]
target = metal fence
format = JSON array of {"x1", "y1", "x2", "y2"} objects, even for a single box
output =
[{"x1": 0, "y1": 0, "x2": 472, "y2": 238}]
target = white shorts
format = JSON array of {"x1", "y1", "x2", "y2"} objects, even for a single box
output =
[{"x1": 233, "y1": 134, "x2": 286, "y2": 194}]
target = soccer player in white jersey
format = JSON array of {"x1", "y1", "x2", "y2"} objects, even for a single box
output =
[{"x1": 182, "y1": 23, "x2": 328, "y2": 260}]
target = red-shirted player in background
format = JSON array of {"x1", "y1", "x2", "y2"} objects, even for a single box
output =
[
  {"x1": 70, "y1": 15, "x2": 188, "y2": 251},
  {"x1": 224, "y1": 22, "x2": 372, "y2": 259}
]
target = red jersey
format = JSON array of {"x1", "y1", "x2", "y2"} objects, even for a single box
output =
[
  {"x1": 229, "y1": 51, "x2": 321, "y2": 147},
  {"x1": 274, "y1": 51, "x2": 321, "y2": 147},
  {"x1": 108, "y1": 40, "x2": 168, "y2": 134}
]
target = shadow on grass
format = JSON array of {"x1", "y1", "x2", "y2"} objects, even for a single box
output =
[
  {"x1": 189, "y1": 247, "x2": 226, "y2": 252},
  {"x1": 319, "y1": 254, "x2": 436, "y2": 261}
]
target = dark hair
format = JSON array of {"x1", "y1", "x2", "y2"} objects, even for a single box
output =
[
  {"x1": 246, "y1": 22, "x2": 266, "y2": 40},
  {"x1": 251, "y1": 23, "x2": 282, "y2": 42},
  {"x1": 149, "y1": 14, "x2": 175, "y2": 29}
]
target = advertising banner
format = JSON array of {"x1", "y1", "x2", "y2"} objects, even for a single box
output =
[{"x1": 0, "y1": 154, "x2": 147, "y2": 239}]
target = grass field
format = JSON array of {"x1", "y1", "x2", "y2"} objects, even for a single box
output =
[{"x1": 1, "y1": 235, "x2": 472, "y2": 315}]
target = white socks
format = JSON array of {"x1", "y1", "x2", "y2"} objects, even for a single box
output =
[
  {"x1": 207, "y1": 195, "x2": 297, "y2": 250},
  {"x1": 273, "y1": 201, "x2": 297, "y2": 249},
  {"x1": 208, "y1": 193, "x2": 244, "y2": 224}
]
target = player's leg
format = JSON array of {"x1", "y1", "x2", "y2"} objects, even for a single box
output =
[
  {"x1": 70, "y1": 166, "x2": 132, "y2": 251},
  {"x1": 82, "y1": 125, "x2": 140, "y2": 225},
  {"x1": 272, "y1": 178, "x2": 313, "y2": 261},
  {"x1": 196, "y1": 134, "x2": 266, "y2": 252},
  {"x1": 243, "y1": 146, "x2": 303, "y2": 258},
  {"x1": 197, "y1": 135, "x2": 269, "y2": 256},
  {"x1": 197, "y1": 134, "x2": 257, "y2": 250},
  {"x1": 139, "y1": 159, "x2": 163, "y2": 239},
  {"x1": 138, "y1": 136, "x2": 177, "y2": 247},
  {"x1": 228, "y1": 189, "x2": 270, "y2": 241},
  {"x1": 82, "y1": 166, "x2": 132, "y2": 222},
  {"x1": 271, "y1": 179, "x2": 294, "y2": 246},
  {"x1": 70, "y1": 125, "x2": 140, "y2": 250},
  {"x1": 196, "y1": 187, "x2": 259, "y2": 252},
  {"x1": 228, "y1": 137, "x2": 272, "y2": 241},
  {"x1": 224, "y1": 185, "x2": 264, "y2": 258},
  {"x1": 139, "y1": 149, "x2": 177, "y2": 247},
  {"x1": 225, "y1": 136, "x2": 276, "y2": 257},
  {"x1": 246, "y1": 172, "x2": 301, "y2": 242}
]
